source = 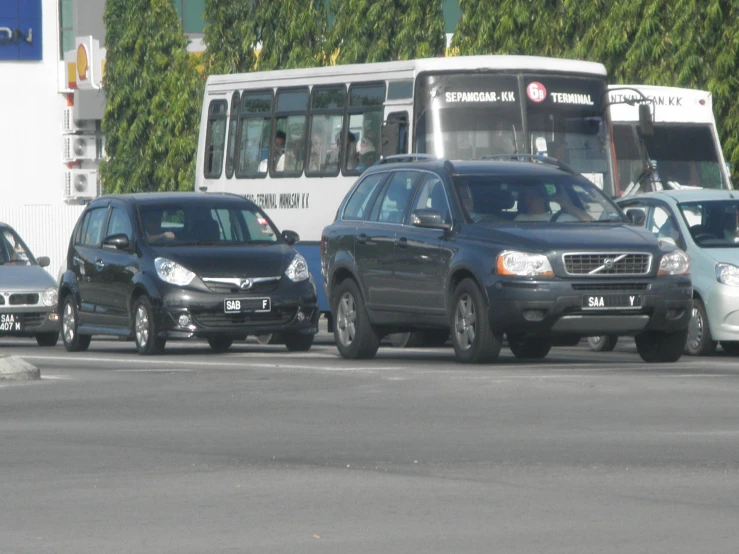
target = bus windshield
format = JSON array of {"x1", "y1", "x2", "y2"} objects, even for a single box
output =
[{"x1": 415, "y1": 73, "x2": 613, "y2": 193}]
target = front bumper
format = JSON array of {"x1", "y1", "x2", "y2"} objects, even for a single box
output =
[
  {"x1": 485, "y1": 276, "x2": 693, "y2": 337},
  {"x1": 703, "y1": 282, "x2": 739, "y2": 341},
  {"x1": 0, "y1": 307, "x2": 60, "y2": 338},
  {"x1": 154, "y1": 279, "x2": 319, "y2": 340}
]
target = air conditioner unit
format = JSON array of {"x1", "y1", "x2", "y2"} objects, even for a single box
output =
[
  {"x1": 64, "y1": 169, "x2": 100, "y2": 200},
  {"x1": 63, "y1": 135, "x2": 99, "y2": 162},
  {"x1": 62, "y1": 107, "x2": 96, "y2": 133}
]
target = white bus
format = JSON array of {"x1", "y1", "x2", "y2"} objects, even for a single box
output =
[
  {"x1": 195, "y1": 55, "x2": 620, "y2": 318},
  {"x1": 608, "y1": 85, "x2": 732, "y2": 194}
]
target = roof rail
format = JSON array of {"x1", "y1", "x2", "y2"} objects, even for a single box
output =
[
  {"x1": 481, "y1": 154, "x2": 578, "y2": 175},
  {"x1": 376, "y1": 154, "x2": 440, "y2": 165}
]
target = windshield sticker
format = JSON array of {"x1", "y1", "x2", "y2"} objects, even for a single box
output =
[{"x1": 444, "y1": 91, "x2": 516, "y2": 103}]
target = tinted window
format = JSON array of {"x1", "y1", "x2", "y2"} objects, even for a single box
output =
[
  {"x1": 0, "y1": 228, "x2": 32, "y2": 265},
  {"x1": 82, "y1": 208, "x2": 108, "y2": 247},
  {"x1": 412, "y1": 174, "x2": 450, "y2": 223},
  {"x1": 204, "y1": 100, "x2": 228, "y2": 178},
  {"x1": 236, "y1": 91, "x2": 273, "y2": 178},
  {"x1": 375, "y1": 171, "x2": 420, "y2": 224},
  {"x1": 343, "y1": 173, "x2": 386, "y2": 221},
  {"x1": 225, "y1": 91, "x2": 240, "y2": 179},
  {"x1": 107, "y1": 207, "x2": 133, "y2": 239}
]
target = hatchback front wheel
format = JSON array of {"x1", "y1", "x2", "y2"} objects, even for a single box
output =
[
  {"x1": 61, "y1": 296, "x2": 91, "y2": 352},
  {"x1": 133, "y1": 297, "x2": 165, "y2": 355}
]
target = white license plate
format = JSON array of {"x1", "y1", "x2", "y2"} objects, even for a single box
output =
[
  {"x1": 582, "y1": 294, "x2": 642, "y2": 309},
  {"x1": 0, "y1": 314, "x2": 22, "y2": 333},
  {"x1": 224, "y1": 298, "x2": 271, "y2": 314}
]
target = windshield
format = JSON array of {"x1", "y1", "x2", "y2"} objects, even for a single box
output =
[
  {"x1": 415, "y1": 72, "x2": 615, "y2": 195},
  {"x1": 138, "y1": 203, "x2": 279, "y2": 246},
  {"x1": 614, "y1": 123, "x2": 728, "y2": 191},
  {"x1": 452, "y1": 173, "x2": 626, "y2": 225},
  {"x1": 679, "y1": 200, "x2": 739, "y2": 247},
  {"x1": 0, "y1": 227, "x2": 35, "y2": 266}
]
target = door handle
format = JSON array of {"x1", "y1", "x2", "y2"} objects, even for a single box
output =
[
  {"x1": 95, "y1": 259, "x2": 105, "y2": 271},
  {"x1": 356, "y1": 233, "x2": 367, "y2": 245},
  {"x1": 397, "y1": 237, "x2": 408, "y2": 248}
]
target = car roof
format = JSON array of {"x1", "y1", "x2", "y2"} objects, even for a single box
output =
[
  {"x1": 619, "y1": 189, "x2": 739, "y2": 204},
  {"x1": 366, "y1": 158, "x2": 576, "y2": 178},
  {"x1": 89, "y1": 192, "x2": 249, "y2": 207}
]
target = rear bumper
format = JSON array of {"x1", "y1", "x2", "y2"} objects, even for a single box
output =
[{"x1": 485, "y1": 277, "x2": 693, "y2": 337}]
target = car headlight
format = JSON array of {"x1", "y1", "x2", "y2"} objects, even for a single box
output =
[
  {"x1": 154, "y1": 257, "x2": 195, "y2": 286},
  {"x1": 658, "y1": 250, "x2": 690, "y2": 276},
  {"x1": 285, "y1": 254, "x2": 309, "y2": 282},
  {"x1": 496, "y1": 250, "x2": 553, "y2": 277},
  {"x1": 41, "y1": 287, "x2": 58, "y2": 307},
  {"x1": 716, "y1": 263, "x2": 739, "y2": 286}
]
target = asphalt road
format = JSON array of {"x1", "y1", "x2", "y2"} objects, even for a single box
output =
[{"x1": 2, "y1": 330, "x2": 739, "y2": 553}]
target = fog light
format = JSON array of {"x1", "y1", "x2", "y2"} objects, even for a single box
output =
[
  {"x1": 523, "y1": 309, "x2": 546, "y2": 322},
  {"x1": 178, "y1": 314, "x2": 192, "y2": 327},
  {"x1": 48, "y1": 313, "x2": 59, "y2": 321},
  {"x1": 296, "y1": 311, "x2": 306, "y2": 322}
]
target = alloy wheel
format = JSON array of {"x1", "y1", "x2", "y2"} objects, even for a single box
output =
[
  {"x1": 63, "y1": 301, "x2": 76, "y2": 344},
  {"x1": 135, "y1": 304, "x2": 150, "y2": 347},
  {"x1": 336, "y1": 292, "x2": 357, "y2": 346},
  {"x1": 687, "y1": 305, "x2": 703, "y2": 352},
  {"x1": 454, "y1": 293, "x2": 475, "y2": 350}
]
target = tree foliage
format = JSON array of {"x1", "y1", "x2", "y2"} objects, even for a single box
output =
[
  {"x1": 256, "y1": 0, "x2": 327, "y2": 70},
  {"x1": 100, "y1": 0, "x2": 203, "y2": 193},
  {"x1": 202, "y1": 0, "x2": 259, "y2": 75},
  {"x1": 327, "y1": 0, "x2": 444, "y2": 64}
]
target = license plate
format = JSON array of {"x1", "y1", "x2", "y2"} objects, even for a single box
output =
[
  {"x1": 0, "y1": 314, "x2": 22, "y2": 333},
  {"x1": 224, "y1": 298, "x2": 271, "y2": 314},
  {"x1": 582, "y1": 294, "x2": 642, "y2": 309}
]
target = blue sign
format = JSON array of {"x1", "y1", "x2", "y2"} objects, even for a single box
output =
[{"x1": 0, "y1": 0, "x2": 42, "y2": 61}]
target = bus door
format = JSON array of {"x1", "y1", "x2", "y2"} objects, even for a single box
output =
[{"x1": 381, "y1": 79, "x2": 414, "y2": 158}]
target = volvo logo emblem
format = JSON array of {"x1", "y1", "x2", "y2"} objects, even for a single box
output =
[
  {"x1": 604, "y1": 258, "x2": 615, "y2": 269},
  {"x1": 239, "y1": 279, "x2": 252, "y2": 290}
]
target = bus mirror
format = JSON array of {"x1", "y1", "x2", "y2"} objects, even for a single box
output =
[
  {"x1": 638, "y1": 103, "x2": 654, "y2": 136},
  {"x1": 381, "y1": 120, "x2": 401, "y2": 158}
]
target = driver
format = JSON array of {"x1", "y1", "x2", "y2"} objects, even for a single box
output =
[{"x1": 141, "y1": 211, "x2": 175, "y2": 241}]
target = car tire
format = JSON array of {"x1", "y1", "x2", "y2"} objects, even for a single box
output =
[
  {"x1": 635, "y1": 329, "x2": 688, "y2": 363},
  {"x1": 61, "y1": 296, "x2": 91, "y2": 352},
  {"x1": 133, "y1": 296, "x2": 166, "y2": 355},
  {"x1": 508, "y1": 335, "x2": 552, "y2": 359},
  {"x1": 284, "y1": 333, "x2": 314, "y2": 352},
  {"x1": 208, "y1": 337, "x2": 233, "y2": 352},
  {"x1": 333, "y1": 279, "x2": 380, "y2": 359},
  {"x1": 388, "y1": 332, "x2": 425, "y2": 348},
  {"x1": 36, "y1": 331, "x2": 59, "y2": 347},
  {"x1": 255, "y1": 333, "x2": 282, "y2": 345},
  {"x1": 685, "y1": 298, "x2": 717, "y2": 356},
  {"x1": 587, "y1": 335, "x2": 618, "y2": 352},
  {"x1": 450, "y1": 278, "x2": 502, "y2": 363},
  {"x1": 720, "y1": 341, "x2": 739, "y2": 355}
]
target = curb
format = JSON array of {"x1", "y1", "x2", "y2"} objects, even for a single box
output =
[{"x1": 0, "y1": 356, "x2": 41, "y2": 382}]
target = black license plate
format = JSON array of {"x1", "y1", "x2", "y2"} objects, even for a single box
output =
[
  {"x1": 0, "y1": 314, "x2": 22, "y2": 333},
  {"x1": 224, "y1": 298, "x2": 271, "y2": 314},
  {"x1": 582, "y1": 294, "x2": 642, "y2": 309}
]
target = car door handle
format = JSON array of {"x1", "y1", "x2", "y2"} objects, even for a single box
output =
[
  {"x1": 397, "y1": 237, "x2": 408, "y2": 248},
  {"x1": 356, "y1": 233, "x2": 367, "y2": 245},
  {"x1": 95, "y1": 259, "x2": 105, "y2": 271},
  {"x1": 72, "y1": 256, "x2": 83, "y2": 267}
]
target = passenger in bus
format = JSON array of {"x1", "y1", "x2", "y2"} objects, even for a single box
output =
[
  {"x1": 345, "y1": 132, "x2": 359, "y2": 170},
  {"x1": 308, "y1": 130, "x2": 325, "y2": 173},
  {"x1": 355, "y1": 138, "x2": 377, "y2": 171},
  {"x1": 258, "y1": 130, "x2": 287, "y2": 173}
]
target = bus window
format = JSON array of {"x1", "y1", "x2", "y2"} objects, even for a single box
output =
[
  {"x1": 273, "y1": 88, "x2": 309, "y2": 177},
  {"x1": 225, "y1": 92, "x2": 240, "y2": 179},
  {"x1": 345, "y1": 83, "x2": 386, "y2": 175},
  {"x1": 236, "y1": 91, "x2": 273, "y2": 178},
  {"x1": 204, "y1": 100, "x2": 228, "y2": 179},
  {"x1": 307, "y1": 85, "x2": 346, "y2": 176}
]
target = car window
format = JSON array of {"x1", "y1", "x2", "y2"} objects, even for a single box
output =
[
  {"x1": 343, "y1": 173, "x2": 386, "y2": 221},
  {"x1": 374, "y1": 171, "x2": 420, "y2": 224},
  {"x1": 648, "y1": 205, "x2": 683, "y2": 247},
  {"x1": 107, "y1": 207, "x2": 133, "y2": 239},
  {"x1": 411, "y1": 174, "x2": 450, "y2": 223},
  {"x1": 82, "y1": 208, "x2": 108, "y2": 247},
  {"x1": 0, "y1": 228, "x2": 32, "y2": 265},
  {"x1": 678, "y1": 200, "x2": 739, "y2": 247}
]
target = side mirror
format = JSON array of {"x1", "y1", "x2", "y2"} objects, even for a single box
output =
[
  {"x1": 282, "y1": 229, "x2": 300, "y2": 245},
  {"x1": 381, "y1": 120, "x2": 401, "y2": 159},
  {"x1": 36, "y1": 256, "x2": 50, "y2": 268},
  {"x1": 410, "y1": 209, "x2": 451, "y2": 230},
  {"x1": 638, "y1": 103, "x2": 654, "y2": 137},
  {"x1": 102, "y1": 233, "x2": 131, "y2": 250},
  {"x1": 626, "y1": 208, "x2": 646, "y2": 226}
]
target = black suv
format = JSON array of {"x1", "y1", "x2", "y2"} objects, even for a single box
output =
[
  {"x1": 60, "y1": 192, "x2": 318, "y2": 355},
  {"x1": 321, "y1": 155, "x2": 693, "y2": 363}
]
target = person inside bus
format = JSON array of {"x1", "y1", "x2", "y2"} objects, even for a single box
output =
[
  {"x1": 345, "y1": 132, "x2": 359, "y2": 170},
  {"x1": 355, "y1": 138, "x2": 378, "y2": 171},
  {"x1": 141, "y1": 211, "x2": 175, "y2": 242},
  {"x1": 258, "y1": 130, "x2": 287, "y2": 173}
]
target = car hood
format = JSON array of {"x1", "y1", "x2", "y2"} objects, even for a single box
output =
[
  {"x1": 0, "y1": 265, "x2": 57, "y2": 291},
  {"x1": 157, "y1": 243, "x2": 297, "y2": 277},
  {"x1": 695, "y1": 246, "x2": 739, "y2": 265},
  {"x1": 466, "y1": 223, "x2": 659, "y2": 252}
]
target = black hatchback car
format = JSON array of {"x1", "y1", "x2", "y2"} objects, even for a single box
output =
[
  {"x1": 321, "y1": 155, "x2": 693, "y2": 364},
  {"x1": 59, "y1": 192, "x2": 318, "y2": 355}
]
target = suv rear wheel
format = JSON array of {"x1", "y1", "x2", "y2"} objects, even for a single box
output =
[
  {"x1": 333, "y1": 279, "x2": 379, "y2": 359},
  {"x1": 133, "y1": 297, "x2": 166, "y2": 355},
  {"x1": 450, "y1": 279, "x2": 502, "y2": 363},
  {"x1": 635, "y1": 329, "x2": 688, "y2": 363},
  {"x1": 61, "y1": 296, "x2": 91, "y2": 352}
]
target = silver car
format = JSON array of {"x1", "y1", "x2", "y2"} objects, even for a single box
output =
[
  {"x1": 0, "y1": 223, "x2": 60, "y2": 346},
  {"x1": 591, "y1": 190, "x2": 739, "y2": 356}
]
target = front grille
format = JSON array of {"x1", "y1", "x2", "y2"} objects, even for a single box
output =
[
  {"x1": 572, "y1": 283, "x2": 649, "y2": 291},
  {"x1": 193, "y1": 309, "x2": 295, "y2": 328},
  {"x1": 202, "y1": 277, "x2": 281, "y2": 294},
  {"x1": 563, "y1": 253, "x2": 652, "y2": 276},
  {"x1": 9, "y1": 293, "x2": 39, "y2": 305}
]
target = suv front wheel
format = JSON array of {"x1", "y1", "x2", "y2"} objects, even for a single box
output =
[
  {"x1": 333, "y1": 279, "x2": 379, "y2": 359},
  {"x1": 133, "y1": 296, "x2": 166, "y2": 355},
  {"x1": 451, "y1": 279, "x2": 502, "y2": 363},
  {"x1": 635, "y1": 329, "x2": 688, "y2": 363}
]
